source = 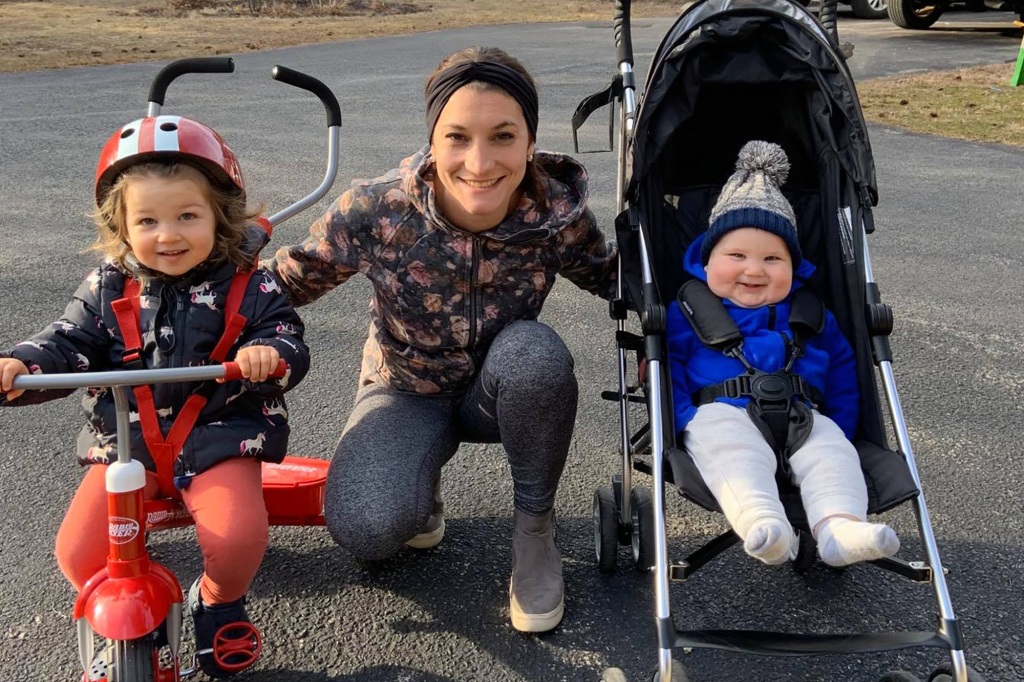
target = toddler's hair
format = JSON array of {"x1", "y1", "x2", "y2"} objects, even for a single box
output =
[{"x1": 89, "y1": 161, "x2": 261, "y2": 273}]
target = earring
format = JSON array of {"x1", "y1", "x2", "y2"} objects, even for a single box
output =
[{"x1": 527, "y1": 153, "x2": 534, "y2": 162}]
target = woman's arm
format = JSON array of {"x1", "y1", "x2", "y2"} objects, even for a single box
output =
[
  {"x1": 554, "y1": 207, "x2": 618, "y2": 301},
  {"x1": 260, "y1": 188, "x2": 368, "y2": 307}
]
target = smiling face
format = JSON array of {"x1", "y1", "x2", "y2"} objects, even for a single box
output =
[
  {"x1": 123, "y1": 166, "x2": 217, "y2": 277},
  {"x1": 705, "y1": 228, "x2": 794, "y2": 308},
  {"x1": 429, "y1": 84, "x2": 535, "y2": 233}
]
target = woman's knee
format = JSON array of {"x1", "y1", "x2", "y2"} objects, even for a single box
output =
[
  {"x1": 324, "y1": 494, "x2": 416, "y2": 561},
  {"x1": 485, "y1": 321, "x2": 576, "y2": 390},
  {"x1": 324, "y1": 451, "x2": 421, "y2": 561}
]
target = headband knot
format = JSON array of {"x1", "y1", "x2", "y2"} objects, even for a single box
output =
[{"x1": 425, "y1": 61, "x2": 538, "y2": 141}]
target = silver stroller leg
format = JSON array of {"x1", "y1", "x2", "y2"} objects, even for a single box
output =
[
  {"x1": 862, "y1": 228, "x2": 969, "y2": 682},
  {"x1": 638, "y1": 225, "x2": 676, "y2": 682},
  {"x1": 615, "y1": 73, "x2": 634, "y2": 532}
]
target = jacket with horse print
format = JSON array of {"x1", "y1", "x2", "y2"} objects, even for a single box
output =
[{"x1": 0, "y1": 226, "x2": 310, "y2": 485}]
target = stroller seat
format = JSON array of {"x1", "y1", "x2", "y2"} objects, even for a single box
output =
[{"x1": 663, "y1": 439, "x2": 919, "y2": 528}]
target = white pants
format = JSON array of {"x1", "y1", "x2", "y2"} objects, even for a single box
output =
[{"x1": 683, "y1": 402, "x2": 867, "y2": 538}]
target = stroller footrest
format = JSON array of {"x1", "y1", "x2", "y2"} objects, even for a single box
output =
[
  {"x1": 869, "y1": 556, "x2": 935, "y2": 582},
  {"x1": 600, "y1": 390, "x2": 646, "y2": 403},
  {"x1": 673, "y1": 628, "x2": 951, "y2": 656},
  {"x1": 669, "y1": 530, "x2": 739, "y2": 581}
]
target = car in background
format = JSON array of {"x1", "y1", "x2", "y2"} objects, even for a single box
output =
[
  {"x1": 888, "y1": 0, "x2": 1024, "y2": 28},
  {"x1": 846, "y1": 0, "x2": 889, "y2": 19}
]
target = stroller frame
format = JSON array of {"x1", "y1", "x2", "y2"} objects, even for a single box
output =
[{"x1": 574, "y1": 2, "x2": 978, "y2": 681}]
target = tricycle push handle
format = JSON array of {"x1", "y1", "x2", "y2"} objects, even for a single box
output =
[
  {"x1": 266, "y1": 65, "x2": 341, "y2": 227},
  {"x1": 272, "y1": 65, "x2": 342, "y2": 128},
  {"x1": 11, "y1": 360, "x2": 287, "y2": 392},
  {"x1": 614, "y1": 0, "x2": 634, "y2": 68},
  {"x1": 147, "y1": 57, "x2": 235, "y2": 112}
]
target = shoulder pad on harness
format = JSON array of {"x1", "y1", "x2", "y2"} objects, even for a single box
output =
[
  {"x1": 788, "y1": 288, "x2": 825, "y2": 338},
  {"x1": 676, "y1": 280, "x2": 742, "y2": 353}
]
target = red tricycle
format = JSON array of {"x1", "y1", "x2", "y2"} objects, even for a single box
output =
[{"x1": 10, "y1": 57, "x2": 341, "y2": 682}]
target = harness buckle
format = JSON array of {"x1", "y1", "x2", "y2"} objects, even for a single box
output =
[
  {"x1": 750, "y1": 372, "x2": 794, "y2": 402},
  {"x1": 121, "y1": 349, "x2": 145, "y2": 370}
]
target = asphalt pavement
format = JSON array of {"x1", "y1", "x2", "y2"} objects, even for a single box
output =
[{"x1": 0, "y1": 9, "x2": 1022, "y2": 682}]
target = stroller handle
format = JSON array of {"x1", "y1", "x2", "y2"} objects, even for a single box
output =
[
  {"x1": 147, "y1": 57, "x2": 235, "y2": 111},
  {"x1": 272, "y1": 65, "x2": 342, "y2": 128},
  {"x1": 10, "y1": 360, "x2": 288, "y2": 392},
  {"x1": 614, "y1": 0, "x2": 634, "y2": 67}
]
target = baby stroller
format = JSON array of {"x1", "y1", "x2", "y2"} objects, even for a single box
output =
[{"x1": 572, "y1": 1, "x2": 983, "y2": 681}]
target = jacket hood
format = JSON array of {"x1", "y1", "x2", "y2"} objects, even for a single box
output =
[
  {"x1": 683, "y1": 233, "x2": 816, "y2": 299},
  {"x1": 400, "y1": 145, "x2": 591, "y2": 243}
]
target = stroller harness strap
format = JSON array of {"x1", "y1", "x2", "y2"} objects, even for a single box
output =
[
  {"x1": 677, "y1": 280, "x2": 826, "y2": 465},
  {"x1": 111, "y1": 269, "x2": 254, "y2": 497}
]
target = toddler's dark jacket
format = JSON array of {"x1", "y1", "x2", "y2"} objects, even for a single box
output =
[{"x1": 1, "y1": 226, "x2": 310, "y2": 483}]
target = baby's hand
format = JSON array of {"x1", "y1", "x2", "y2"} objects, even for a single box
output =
[
  {"x1": 0, "y1": 358, "x2": 29, "y2": 401},
  {"x1": 228, "y1": 346, "x2": 282, "y2": 384}
]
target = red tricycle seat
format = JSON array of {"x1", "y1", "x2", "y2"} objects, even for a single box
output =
[
  {"x1": 261, "y1": 456, "x2": 329, "y2": 526},
  {"x1": 144, "y1": 455, "x2": 328, "y2": 531}
]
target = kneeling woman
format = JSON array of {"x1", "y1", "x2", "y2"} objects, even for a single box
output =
[{"x1": 264, "y1": 46, "x2": 617, "y2": 632}]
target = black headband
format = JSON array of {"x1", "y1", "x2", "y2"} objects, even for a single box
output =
[{"x1": 425, "y1": 61, "x2": 539, "y2": 142}]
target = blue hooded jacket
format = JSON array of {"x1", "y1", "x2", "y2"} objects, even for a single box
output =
[{"x1": 666, "y1": 234, "x2": 859, "y2": 440}]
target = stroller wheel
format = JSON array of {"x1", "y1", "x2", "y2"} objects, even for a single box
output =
[
  {"x1": 791, "y1": 528, "x2": 817, "y2": 574},
  {"x1": 879, "y1": 672, "x2": 922, "y2": 681},
  {"x1": 927, "y1": 663, "x2": 987, "y2": 682},
  {"x1": 630, "y1": 486, "x2": 656, "y2": 571},
  {"x1": 650, "y1": 659, "x2": 690, "y2": 682},
  {"x1": 594, "y1": 486, "x2": 620, "y2": 573}
]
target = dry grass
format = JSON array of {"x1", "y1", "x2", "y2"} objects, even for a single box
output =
[
  {"x1": 858, "y1": 62, "x2": 1024, "y2": 146},
  {"x1": 0, "y1": 0, "x2": 679, "y2": 72},
  {"x1": 4, "y1": 0, "x2": 1024, "y2": 147}
]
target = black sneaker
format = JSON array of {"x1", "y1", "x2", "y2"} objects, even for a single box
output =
[{"x1": 187, "y1": 578, "x2": 262, "y2": 678}]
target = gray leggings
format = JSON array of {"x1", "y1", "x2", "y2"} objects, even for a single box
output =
[{"x1": 324, "y1": 321, "x2": 579, "y2": 561}]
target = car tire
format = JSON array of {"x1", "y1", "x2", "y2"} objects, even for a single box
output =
[
  {"x1": 888, "y1": 0, "x2": 944, "y2": 28},
  {"x1": 851, "y1": 0, "x2": 890, "y2": 18}
]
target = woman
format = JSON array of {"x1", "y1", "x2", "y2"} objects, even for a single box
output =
[{"x1": 264, "y1": 46, "x2": 617, "y2": 633}]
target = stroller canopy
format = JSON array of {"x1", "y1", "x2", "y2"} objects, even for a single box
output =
[{"x1": 628, "y1": 0, "x2": 876, "y2": 204}]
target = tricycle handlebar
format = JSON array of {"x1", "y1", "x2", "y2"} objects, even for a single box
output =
[
  {"x1": 266, "y1": 65, "x2": 341, "y2": 227},
  {"x1": 11, "y1": 360, "x2": 287, "y2": 392},
  {"x1": 272, "y1": 65, "x2": 342, "y2": 128},
  {"x1": 147, "y1": 57, "x2": 235, "y2": 109}
]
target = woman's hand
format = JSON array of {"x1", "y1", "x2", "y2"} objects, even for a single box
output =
[
  {"x1": 0, "y1": 358, "x2": 29, "y2": 401},
  {"x1": 227, "y1": 346, "x2": 282, "y2": 384}
]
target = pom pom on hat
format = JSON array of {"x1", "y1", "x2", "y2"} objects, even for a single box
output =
[{"x1": 701, "y1": 141, "x2": 801, "y2": 266}]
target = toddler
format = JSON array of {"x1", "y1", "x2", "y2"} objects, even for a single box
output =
[{"x1": 0, "y1": 115, "x2": 309, "y2": 677}]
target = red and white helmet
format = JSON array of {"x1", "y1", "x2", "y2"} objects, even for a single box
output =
[{"x1": 95, "y1": 115, "x2": 244, "y2": 206}]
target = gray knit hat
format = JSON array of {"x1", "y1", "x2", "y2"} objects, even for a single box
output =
[{"x1": 701, "y1": 140, "x2": 801, "y2": 267}]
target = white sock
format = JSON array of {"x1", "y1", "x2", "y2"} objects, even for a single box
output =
[
  {"x1": 743, "y1": 517, "x2": 796, "y2": 565},
  {"x1": 816, "y1": 517, "x2": 900, "y2": 567}
]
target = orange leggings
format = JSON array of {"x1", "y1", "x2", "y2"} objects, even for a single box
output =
[{"x1": 55, "y1": 458, "x2": 268, "y2": 605}]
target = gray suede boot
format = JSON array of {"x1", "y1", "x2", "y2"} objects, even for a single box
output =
[
  {"x1": 509, "y1": 509, "x2": 564, "y2": 632},
  {"x1": 406, "y1": 477, "x2": 445, "y2": 549}
]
